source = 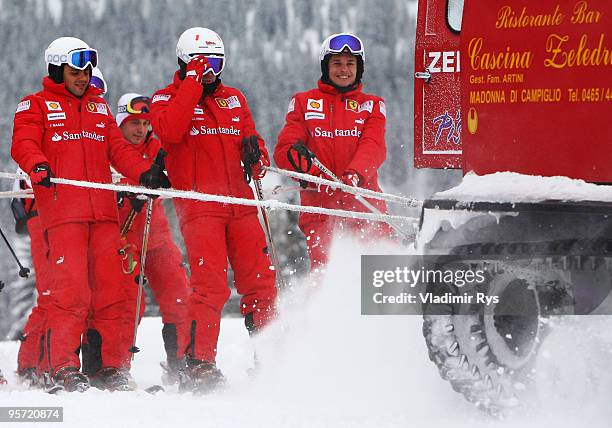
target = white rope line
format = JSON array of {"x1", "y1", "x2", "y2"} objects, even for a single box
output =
[
  {"x1": 0, "y1": 190, "x2": 34, "y2": 199},
  {"x1": 265, "y1": 166, "x2": 422, "y2": 208},
  {"x1": 0, "y1": 172, "x2": 419, "y2": 226}
]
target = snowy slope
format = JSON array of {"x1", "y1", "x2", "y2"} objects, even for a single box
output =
[{"x1": 1, "y1": 237, "x2": 612, "y2": 427}]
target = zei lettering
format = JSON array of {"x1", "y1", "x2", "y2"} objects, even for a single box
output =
[{"x1": 428, "y1": 51, "x2": 461, "y2": 73}]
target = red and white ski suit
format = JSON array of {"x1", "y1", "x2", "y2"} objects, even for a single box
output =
[
  {"x1": 11, "y1": 77, "x2": 151, "y2": 375},
  {"x1": 151, "y1": 73, "x2": 276, "y2": 363},
  {"x1": 275, "y1": 81, "x2": 392, "y2": 268},
  {"x1": 116, "y1": 135, "x2": 190, "y2": 366}
]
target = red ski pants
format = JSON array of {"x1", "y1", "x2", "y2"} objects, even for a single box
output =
[
  {"x1": 41, "y1": 221, "x2": 131, "y2": 375},
  {"x1": 119, "y1": 239, "x2": 190, "y2": 367},
  {"x1": 17, "y1": 216, "x2": 51, "y2": 372},
  {"x1": 301, "y1": 217, "x2": 394, "y2": 270},
  {"x1": 181, "y1": 214, "x2": 277, "y2": 363}
]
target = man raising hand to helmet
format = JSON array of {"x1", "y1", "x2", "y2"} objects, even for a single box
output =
[
  {"x1": 11, "y1": 37, "x2": 169, "y2": 392},
  {"x1": 150, "y1": 27, "x2": 277, "y2": 393}
]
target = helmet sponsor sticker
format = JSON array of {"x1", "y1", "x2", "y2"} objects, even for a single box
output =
[
  {"x1": 379, "y1": 101, "x2": 386, "y2": 118},
  {"x1": 47, "y1": 112, "x2": 66, "y2": 121},
  {"x1": 45, "y1": 101, "x2": 62, "y2": 111},
  {"x1": 152, "y1": 94, "x2": 171, "y2": 103},
  {"x1": 288, "y1": 97, "x2": 295, "y2": 113},
  {"x1": 305, "y1": 112, "x2": 326, "y2": 121},
  {"x1": 307, "y1": 99, "x2": 324, "y2": 112},
  {"x1": 16, "y1": 100, "x2": 30, "y2": 113}
]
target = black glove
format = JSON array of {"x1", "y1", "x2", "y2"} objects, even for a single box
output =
[
  {"x1": 117, "y1": 191, "x2": 147, "y2": 212},
  {"x1": 139, "y1": 169, "x2": 170, "y2": 190},
  {"x1": 129, "y1": 195, "x2": 146, "y2": 212},
  {"x1": 29, "y1": 163, "x2": 53, "y2": 188},
  {"x1": 139, "y1": 149, "x2": 171, "y2": 191},
  {"x1": 287, "y1": 142, "x2": 320, "y2": 189}
]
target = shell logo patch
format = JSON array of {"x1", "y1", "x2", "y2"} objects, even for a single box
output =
[
  {"x1": 307, "y1": 99, "x2": 323, "y2": 112},
  {"x1": 45, "y1": 101, "x2": 62, "y2": 111}
]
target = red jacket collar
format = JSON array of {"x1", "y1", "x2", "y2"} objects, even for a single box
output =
[
  {"x1": 42, "y1": 76, "x2": 103, "y2": 100},
  {"x1": 317, "y1": 80, "x2": 363, "y2": 97}
]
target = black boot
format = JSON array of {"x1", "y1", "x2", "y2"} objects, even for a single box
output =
[
  {"x1": 53, "y1": 367, "x2": 89, "y2": 392},
  {"x1": 178, "y1": 359, "x2": 225, "y2": 394},
  {"x1": 161, "y1": 323, "x2": 185, "y2": 385},
  {"x1": 90, "y1": 367, "x2": 135, "y2": 392},
  {"x1": 17, "y1": 367, "x2": 41, "y2": 388},
  {"x1": 81, "y1": 329, "x2": 102, "y2": 377}
]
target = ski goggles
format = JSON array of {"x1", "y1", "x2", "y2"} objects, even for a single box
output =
[
  {"x1": 118, "y1": 96, "x2": 151, "y2": 115},
  {"x1": 89, "y1": 75, "x2": 106, "y2": 94},
  {"x1": 184, "y1": 54, "x2": 224, "y2": 76},
  {"x1": 203, "y1": 55, "x2": 224, "y2": 76},
  {"x1": 327, "y1": 34, "x2": 364, "y2": 57},
  {"x1": 67, "y1": 48, "x2": 98, "y2": 70}
]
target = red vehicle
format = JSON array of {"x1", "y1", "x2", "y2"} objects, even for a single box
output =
[{"x1": 414, "y1": 0, "x2": 612, "y2": 415}]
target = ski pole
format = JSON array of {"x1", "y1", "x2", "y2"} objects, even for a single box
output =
[
  {"x1": 243, "y1": 136, "x2": 288, "y2": 290},
  {"x1": 0, "y1": 224, "x2": 30, "y2": 278},
  {"x1": 129, "y1": 149, "x2": 166, "y2": 356},
  {"x1": 253, "y1": 179, "x2": 287, "y2": 290},
  {"x1": 292, "y1": 144, "x2": 414, "y2": 243},
  {"x1": 129, "y1": 196, "x2": 153, "y2": 356}
]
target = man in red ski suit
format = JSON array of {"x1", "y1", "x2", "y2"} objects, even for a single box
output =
[
  {"x1": 275, "y1": 33, "x2": 392, "y2": 270},
  {"x1": 11, "y1": 37, "x2": 168, "y2": 392},
  {"x1": 150, "y1": 27, "x2": 277, "y2": 392},
  {"x1": 15, "y1": 68, "x2": 107, "y2": 388},
  {"x1": 114, "y1": 93, "x2": 191, "y2": 384}
]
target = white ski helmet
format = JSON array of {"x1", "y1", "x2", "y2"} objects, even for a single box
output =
[
  {"x1": 319, "y1": 33, "x2": 365, "y2": 84},
  {"x1": 176, "y1": 27, "x2": 225, "y2": 62},
  {"x1": 44, "y1": 37, "x2": 98, "y2": 70}
]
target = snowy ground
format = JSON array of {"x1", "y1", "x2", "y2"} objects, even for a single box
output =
[{"x1": 1, "y1": 236, "x2": 612, "y2": 427}]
